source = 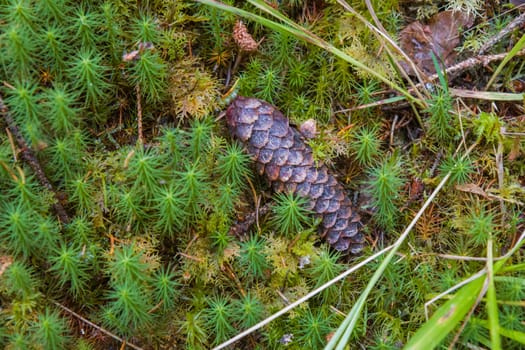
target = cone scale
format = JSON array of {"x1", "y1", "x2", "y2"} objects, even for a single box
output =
[{"x1": 226, "y1": 96, "x2": 364, "y2": 254}]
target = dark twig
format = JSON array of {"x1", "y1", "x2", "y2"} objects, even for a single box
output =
[
  {"x1": 0, "y1": 94, "x2": 70, "y2": 224},
  {"x1": 136, "y1": 84, "x2": 143, "y2": 145},
  {"x1": 53, "y1": 301, "x2": 144, "y2": 350}
]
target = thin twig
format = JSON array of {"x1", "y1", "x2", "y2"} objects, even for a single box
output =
[
  {"x1": 496, "y1": 141, "x2": 506, "y2": 219},
  {"x1": 228, "y1": 202, "x2": 272, "y2": 237},
  {"x1": 336, "y1": 49, "x2": 525, "y2": 114},
  {"x1": 424, "y1": 270, "x2": 486, "y2": 321},
  {"x1": 230, "y1": 51, "x2": 244, "y2": 79},
  {"x1": 478, "y1": 11, "x2": 525, "y2": 55},
  {"x1": 329, "y1": 305, "x2": 347, "y2": 318},
  {"x1": 136, "y1": 84, "x2": 143, "y2": 145},
  {"x1": 184, "y1": 233, "x2": 200, "y2": 253},
  {"x1": 0, "y1": 94, "x2": 70, "y2": 224},
  {"x1": 245, "y1": 175, "x2": 260, "y2": 230},
  {"x1": 389, "y1": 114, "x2": 397, "y2": 146},
  {"x1": 428, "y1": 49, "x2": 525, "y2": 83},
  {"x1": 0, "y1": 160, "x2": 18, "y2": 181},
  {"x1": 275, "y1": 289, "x2": 290, "y2": 305},
  {"x1": 212, "y1": 244, "x2": 394, "y2": 350},
  {"x1": 148, "y1": 300, "x2": 164, "y2": 314},
  {"x1": 222, "y1": 261, "x2": 247, "y2": 297},
  {"x1": 413, "y1": 253, "x2": 506, "y2": 262},
  {"x1": 424, "y1": 228, "x2": 525, "y2": 321},
  {"x1": 178, "y1": 252, "x2": 204, "y2": 263},
  {"x1": 53, "y1": 301, "x2": 144, "y2": 350},
  {"x1": 447, "y1": 279, "x2": 489, "y2": 350},
  {"x1": 5, "y1": 126, "x2": 17, "y2": 162}
]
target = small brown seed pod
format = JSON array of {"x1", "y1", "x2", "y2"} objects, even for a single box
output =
[
  {"x1": 226, "y1": 96, "x2": 364, "y2": 254},
  {"x1": 232, "y1": 20, "x2": 258, "y2": 52}
]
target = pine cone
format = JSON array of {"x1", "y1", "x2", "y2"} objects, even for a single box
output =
[
  {"x1": 232, "y1": 20, "x2": 258, "y2": 52},
  {"x1": 226, "y1": 96, "x2": 364, "y2": 254}
]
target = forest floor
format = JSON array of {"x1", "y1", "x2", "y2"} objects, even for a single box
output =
[{"x1": 1, "y1": 1, "x2": 525, "y2": 349}]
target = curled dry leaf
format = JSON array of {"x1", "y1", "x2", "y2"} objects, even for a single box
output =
[
  {"x1": 399, "y1": 10, "x2": 475, "y2": 75},
  {"x1": 455, "y1": 183, "x2": 489, "y2": 198}
]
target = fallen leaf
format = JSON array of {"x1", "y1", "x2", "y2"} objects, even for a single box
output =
[
  {"x1": 455, "y1": 183, "x2": 489, "y2": 198},
  {"x1": 399, "y1": 11, "x2": 474, "y2": 75},
  {"x1": 408, "y1": 177, "x2": 425, "y2": 201}
]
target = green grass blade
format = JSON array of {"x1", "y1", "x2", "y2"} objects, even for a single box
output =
[
  {"x1": 404, "y1": 231, "x2": 525, "y2": 349},
  {"x1": 248, "y1": 0, "x2": 292, "y2": 25},
  {"x1": 326, "y1": 172, "x2": 453, "y2": 349},
  {"x1": 404, "y1": 276, "x2": 485, "y2": 350},
  {"x1": 486, "y1": 34, "x2": 525, "y2": 89},
  {"x1": 500, "y1": 263, "x2": 525, "y2": 273},
  {"x1": 212, "y1": 246, "x2": 393, "y2": 349},
  {"x1": 486, "y1": 239, "x2": 501, "y2": 350},
  {"x1": 431, "y1": 51, "x2": 449, "y2": 93},
  {"x1": 494, "y1": 231, "x2": 525, "y2": 273},
  {"x1": 449, "y1": 88, "x2": 524, "y2": 101},
  {"x1": 475, "y1": 319, "x2": 525, "y2": 344},
  {"x1": 329, "y1": 248, "x2": 399, "y2": 350},
  {"x1": 196, "y1": 0, "x2": 419, "y2": 106}
]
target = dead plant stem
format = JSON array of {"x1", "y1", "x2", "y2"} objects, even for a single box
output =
[
  {"x1": 136, "y1": 84, "x2": 143, "y2": 145},
  {"x1": 53, "y1": 301, "x2": 144, "y2": 350},
  {"x1": 0, "y1": 94, "x2": 70, "y2": 224}
]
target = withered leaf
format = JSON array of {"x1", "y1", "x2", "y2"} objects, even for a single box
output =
[
  {"x1": 399, "y1": 11, "x2": 474, "y2": 75},
  {"x1": 455, "y1": 183, "x2": 489, "y2": 198}
]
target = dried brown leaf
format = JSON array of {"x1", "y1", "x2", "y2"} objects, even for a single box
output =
[
  {"x1": 399, "y1": 10, "x2": 474, "y2": 75},
  {"x1": 454, "y1": 183, "x2": 489, "y2": 198}
]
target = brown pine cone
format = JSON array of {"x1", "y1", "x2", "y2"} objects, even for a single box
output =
[{"x1": 226, "y1": 96, "x2": 364, "y2": 254}]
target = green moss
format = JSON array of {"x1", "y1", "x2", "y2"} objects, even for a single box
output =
[
  {"x1": 271, "y1": 192, "x2": 314, "y2": 237},
  {"x1": 425, "y1": 86, "x2": 455, "y2": 142},
  {"x1": 238, "y1": 235, "x2": 270, "y2": 280},
  {"x1": 203, "y1": 294, "x2": 236, "y2": 345},
  {"x1": 364, "y1": 154, "x2": 405, "y2": 230},
  {"x1": 32, "y1": 308, "x2": 71, "y2": 350},
  {"x1": 0, "y1": 1, "x2": 524, "y2": 348},
  {"x1": 0, "y1": 202, "x2": 39, "y2": 258}
]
